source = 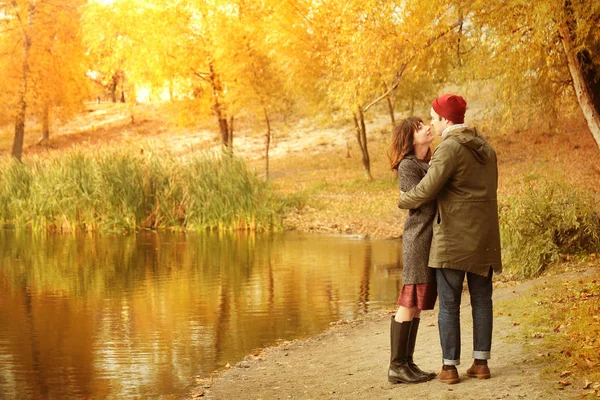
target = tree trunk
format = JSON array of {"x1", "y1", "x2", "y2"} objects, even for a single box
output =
[
  {"x1": 228, "y1": 116, "x2": 234, "y2": 148},
  {"x1": 42, "y1": 106, "x2": 49, "y2": 141},
  {"x1": 208, "y1": 62, "x2": 231, "y2": 148},
  {"x1": 358, "y1": 242, "x2": 372, "y2": 314},
  {"x1": 456, "y1": 11, "x2": 464, "y2": 66},
  {"x1": 558, "y1": 21, "x2": 600, "y2": 150},
  {"x1": 110, "y1": 73, "x2": 118, "y2": 103},
  {"x1": 12, "y1": 2, "x2": 35, "y2": 161},
  {"x1": 353, "y1": 107, "x2": 373, "y2": 181},
  {"x1": 264, "y1": 108, "x2": 271, "y2": 181},
  {"x1": 120, "y1": 70, "x2": 126, "y2": 103},
  {"x1": 578, "y1": 49, "x2": 600, "y2": 114},
  {"x1": 38, "y1": 105, "x2": 50, "y2": 147},
  {"x1": 13, "y1": 97, "x2": 26, "y2": 161}
]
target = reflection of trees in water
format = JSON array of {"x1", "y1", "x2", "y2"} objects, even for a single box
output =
[
  {"x1": 0, "y1": 231, "x2": 401, "y2": 398},
  {"x1": 213, "y1": 232, "x2": 278, "y2": 368},
  {"x1": 358, "y1": 242, "x2": 372, "y2": 315},
  {"x1": 213, "y1": 271, "x2": 231, "y2": 367},
  {"x1": 22, "y1": 286, "x2": 48, "y2": 398},
  {"x1": 3, "y1": 280, "x2": 96, "y2": 398}
]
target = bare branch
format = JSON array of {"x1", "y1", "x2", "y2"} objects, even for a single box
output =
[
  {"x1": 192, "y1": 69, "x2": 211, "y2": 83},
  {"x1": 364, "y1": 19, "x2": 464, "y2": 112},
  {"x1": 363, "y1": 63, "x2": 407, "y2": 112}
]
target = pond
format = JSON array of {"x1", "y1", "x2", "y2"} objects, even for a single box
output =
[{"x1": 0, "y1": 230, "x2": 403, "y2": 399}]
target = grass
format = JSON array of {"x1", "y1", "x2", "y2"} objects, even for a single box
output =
[
  {"x1": 257, "y1": 132, "x2": 405, "y2": 238},
  {"x1": 497, "y1": 257, "x2": 600, "y2": 397}
]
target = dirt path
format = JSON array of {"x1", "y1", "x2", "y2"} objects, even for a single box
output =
[{"x1": 193, "y1": 270, "x2": 590, "y2": 400}]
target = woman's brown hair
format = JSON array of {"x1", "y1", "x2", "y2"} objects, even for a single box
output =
[{"x1": 387, "y1": 116, "x2": 431, "y2": 171}]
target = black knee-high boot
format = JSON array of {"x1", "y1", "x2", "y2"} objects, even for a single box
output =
[
  {"x1": 407, "y1": 317, "x2": 436, "y2": 380},
  {"x1": 389, "y1": 317, "x2": 428, "y2": 384}
]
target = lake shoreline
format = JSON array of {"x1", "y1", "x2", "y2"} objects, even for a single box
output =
[{"x1": 192, "y1": 265, "x2": 598, "y2": 399}]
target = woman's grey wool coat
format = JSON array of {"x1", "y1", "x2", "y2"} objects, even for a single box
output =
[{"x1": 398, "y1": 155, "x2": 436, "y2": 285}]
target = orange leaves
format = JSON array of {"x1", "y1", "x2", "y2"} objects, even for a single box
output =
[{"x1": 506, "y1": 267, "x2": 600, "y2": 394}]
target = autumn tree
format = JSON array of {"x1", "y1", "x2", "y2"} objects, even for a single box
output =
[
  {"x1": 1, "y1": 0, "x2": 36, "y2": 160},
  {"x1": 298, "y1": 0, "x2": 398, "y2": 180},
  {"x1": 29, "y1": 0, "x2": 89, "y2": 146},
  {"x1": 221, "y1": 0, "x2": 306, "y2": 178},
  {"x1": 300, "y1": 0, "x2": 461, "y2": 179},
  {"x1": 153, "y1": 0, "x2": 243, "y2": 149},
  {"x1": 0, "y1": 0, "x2": 88, "y2": 159},
  {"x1": 82, "y1": 0, "x2": 140, "y2": 104},
  {"x1": 554, "y1": 1, "x2": 599, "y2": 148},
  {"x1": 409, "y1": 0, "x2": 600, "y2": 148}
]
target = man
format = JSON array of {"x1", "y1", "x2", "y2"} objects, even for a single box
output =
[{"x1": 397, "y1": 94, "x2": 502, "y2": 384}]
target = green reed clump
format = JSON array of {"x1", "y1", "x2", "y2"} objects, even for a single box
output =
[
  {"x1": 0, "y1": 161, "x2": 34, "y2": 225},
  {"x1": 181, "y1": 154, "x2": 284, "y2": 231},
  {"x1": 0, "y1": 148, "x2": 300, "y2": 233},
  {"x1": 499, "y1": 174, "x2": 600, "y2": 279}
]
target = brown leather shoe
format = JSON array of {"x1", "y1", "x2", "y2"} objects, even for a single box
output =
[
  {"x1": 438, "y1": 366, "x2": 460, "y2": 384},
  {"x1": 466, "y1": 362, "x2": 491, "y2": 379}
]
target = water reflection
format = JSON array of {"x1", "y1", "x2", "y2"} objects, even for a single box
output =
[{"x1": 0, "y1": 230, "x2": 402, "y2": 399}]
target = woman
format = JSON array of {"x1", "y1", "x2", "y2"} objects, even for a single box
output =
[{"x1": 386, "y1": 116, "x2": 437, "y2": 384}]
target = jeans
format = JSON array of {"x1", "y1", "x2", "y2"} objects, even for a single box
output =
[{"x1": 436, "y1": 267, "x2": 493, "y2": 366}]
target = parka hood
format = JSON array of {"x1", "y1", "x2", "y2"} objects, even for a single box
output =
[{"x1": 446, "y1": 127, "x2": 490, "y2": 164}]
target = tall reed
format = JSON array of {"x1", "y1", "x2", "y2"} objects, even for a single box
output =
[{"x1": 0, "y1": 148, "x2": 300, "y2": 233}]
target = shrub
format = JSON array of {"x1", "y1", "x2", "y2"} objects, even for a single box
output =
[{"x1": 499, "y1": 175, "x2": 600, "y2": 279}]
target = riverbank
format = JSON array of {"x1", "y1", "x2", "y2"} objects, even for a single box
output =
[{"x1": 192, "y1": 262, "x2": 599, "y2": 399}]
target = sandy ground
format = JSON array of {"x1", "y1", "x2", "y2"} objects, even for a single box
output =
[{"x1": 192, "y1": 268, "x2": 595, "y2": 400}]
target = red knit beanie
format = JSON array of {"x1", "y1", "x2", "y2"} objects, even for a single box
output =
[{"x1": 432, "y1": 94, "x2": 467, "y2": 123}]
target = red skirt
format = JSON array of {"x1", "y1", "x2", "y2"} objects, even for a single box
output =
[{"x1": 397, "y1": 283, "x2": 437, "y2": 310}]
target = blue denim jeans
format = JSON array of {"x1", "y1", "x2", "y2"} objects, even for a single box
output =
[{"x1": 436, "y1": 267, "x2": 493, "y2": 366}]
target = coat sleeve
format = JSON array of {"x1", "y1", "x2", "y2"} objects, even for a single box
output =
[
  {"x1": 397, "y1": 142, "x2": 458, "y2": 210},
  {"x1": 397, "y1": 160, "x2": 422, "y2": 193}
]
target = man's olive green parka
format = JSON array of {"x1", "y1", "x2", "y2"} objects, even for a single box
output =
[{"x1": 398, "y1": 126, "x2": 502, "y2": 276}]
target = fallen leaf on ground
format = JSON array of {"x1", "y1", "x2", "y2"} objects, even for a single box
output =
[
  {"x1": 559, "y1": 371, "x2": 571, "y2": 378},
  {"x1": 558, "y1": 380, "x2": 571, "y2": 386}
]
